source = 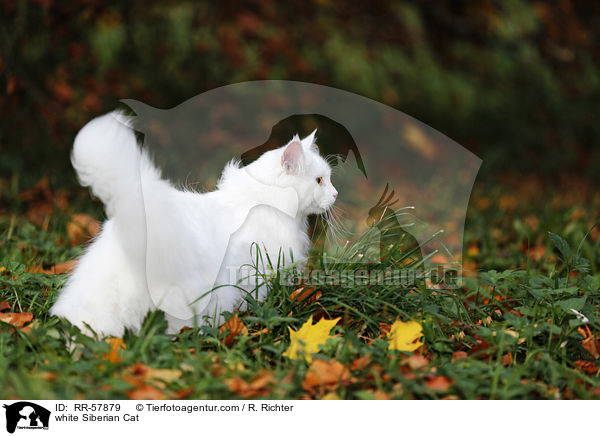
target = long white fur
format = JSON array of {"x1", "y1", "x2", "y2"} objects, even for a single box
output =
[{"x1": 50, "y1": 112, "x2": 337, "y2": 336}]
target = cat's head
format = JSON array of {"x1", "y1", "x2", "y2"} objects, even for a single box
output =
[{"x1": 249, "y1": 130, "x2": 338, "y2": 215}]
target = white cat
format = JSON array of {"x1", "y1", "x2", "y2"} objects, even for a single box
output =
[{"x1": 50, "y1": 111, "x2": 337, "y2": 337}]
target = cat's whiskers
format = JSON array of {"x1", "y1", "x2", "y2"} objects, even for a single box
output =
[{"x1": 322, "y1": 204, "x2": 350, "y2": 245}]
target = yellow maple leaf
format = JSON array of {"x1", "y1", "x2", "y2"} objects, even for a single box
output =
[
  {"x1": 387, "y1": 319, "x2": 423, "y2": 352},
  {"x1": 283, "y1": 315, "x2": 340, "y2": 362}
]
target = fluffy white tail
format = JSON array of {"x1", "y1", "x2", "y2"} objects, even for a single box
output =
[{"x1": 72, "y1": 111, "x2": 160, "y2": 220}]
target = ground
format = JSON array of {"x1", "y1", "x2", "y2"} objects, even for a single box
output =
[{"x1": 0, "y1": 173, "x2": 599, "y2": 399}]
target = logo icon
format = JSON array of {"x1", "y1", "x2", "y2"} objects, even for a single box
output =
[{"x1": 3, "y1": 402, "x2": 50, "y2": 434}]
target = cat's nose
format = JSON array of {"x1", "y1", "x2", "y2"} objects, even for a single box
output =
[{"x1": 333, "y1": 192, "x2": 338, "y2": 199}]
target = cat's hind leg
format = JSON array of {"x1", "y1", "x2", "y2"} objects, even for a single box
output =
[{"x1": 50, "y1": 220, "x2": 153, "y2": 337}]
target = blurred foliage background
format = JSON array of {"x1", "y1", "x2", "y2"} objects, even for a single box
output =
[{"x1": 1, "y1": 0, "x2": 600, "y2": 185}]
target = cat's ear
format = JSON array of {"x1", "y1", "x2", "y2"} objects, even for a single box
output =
[
  {"x1": 282, "y1": 140, "x2": 303, "y2": 173},
  {"x1": 302, "y1": 129, "x2": 319, "y2": 153}
]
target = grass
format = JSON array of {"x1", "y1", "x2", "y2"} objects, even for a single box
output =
[{"x1": 1, "y1": 173, "x2": 600, "y2": 399}]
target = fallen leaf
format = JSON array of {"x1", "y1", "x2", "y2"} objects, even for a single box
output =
[
  {"x1": 578, "y1": 326, "x2": 600, "y2": 359},
  {"x1": 250, "y1": 327, "x2": 269, "y2": 337},
  {"x1": 67, "y1": 214, "x2": 101, "y2": 245},
  {"x1": 0, "y1": 301, "x2": 10, "y2": 311},
  {"x1": 302, "y1": 359, "x2": 350, "y2": 395},
  {"x1": 501, "y1": 351, "x2": 513, "y2": 366},
  {"x1": 122, "y1": 362, "x2": 182, "y2": 398},
  {"x1": 36, "y1": 371, "x2": 58, "y2": 382},
  {"x1": 225, "y1": 370, "x2": 273, "y2": 399},
  {"x1": 290, "y1": 287, "x2": 322, "y2": 304},
  {"x1": 402, "y1": 354, "x2": 429, "y2": 370},
  {"x1": 219, "y1": 314, "x2": 248, "y2": 346},
  {"x1": 574, "y1": 360, "x2": 598, "y2": 375},
  {"x1": 283, "y1": 315, "x2": 340, "y2": 362},
  {"x1": 145, "y1": 368, "x2": 183, "y2": 388},
  {"x1": 320, "y1": 392, "x2": 341, "y2": 400},
  {"x1": 426, "y1": 375, "x2": 453, "y2": 391},
  {"x1": 18, "y1": 177, "x2": 68, "y2": 228},
  {"x1": 387, "y1": 319, "x2": 423, "y2": 352},
  {"x1": 0, "y1": 311, "x2": 33, "y2": 332},
  {"x1": 371, "y1": 390, "x2": 391, "y2": 400},
  {"x1": 127, "y1": 385, "x2": 166, "y2": 400},
  {"x1": 20, "y1": 260, "x2": 77, "y2": 275},
  {"x1": 49, "y1": 260, "x2": 78, "y2": 275},
  {"x1": 19, "y1": 177, "x2": 53, "y2": 226},
  {"x1": 350, "y1": 355, "x2": 372, "y2": 372},
  {"x1": 451, "y1": 351, "x2": 468, "y2": 362},
  {"x1": 103, "y1": 337, "x2": 126, "y2": 363},
  {"x1": 467, "y1": 241, "x2": 480, "y2": 257}
]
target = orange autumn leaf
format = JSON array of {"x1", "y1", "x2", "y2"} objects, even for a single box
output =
[
  {"x1": 19, "y1": 177, "x2": 68, "y2": 228},
  {"x1": 350, "y1": 355, "x2": 372, "y2": 372},
  {"x1": 26, "y1": 260, "x2": 78, "y2": 275},
  {"x1": 302, "y1": 359, "x2": 351, "y2": 395},
  {"x1": 122, "y1": 362, "x2": 182, "y2": 399},
  {"x1": 127, "y1": 385, "x2": 166, "y2": 400},
  {"x1": 501, "y1": 351, "x2": 513, "y2": 366},
  {"x1": 225, "y1": 370, "x2": 273, "y2": 399},
  {"x1": 370, "y1": 390, "x2": 391, "y2": 400},
  {"x1": 578, "y1": 325, "x2": 600, "y2": 360},
  {"x1": 0, "y1": 311, "x2": 33, "y2": 333},
  {"x1": 426, "y1": 375, "x2": 453, "y2": 391},
  {"x1": 67, "y1": 213, "x2": 101, "y2": 245},
  {"x1": 402, "y1": 354, "x2": 429, "y2": 370},
  {"x1": 219, "y1": 314, "x2": 248, "y2": 346},
  {"x1": 574, "y1": 360, "x2": 598, "y2": 375},
  {"x1": 0, "y1": 301, "x2": 10, "y2": 311},
  {"x1": 320, "y1": 392, "x2": 341, "y2": 400},
  {"x1": 451, "y1": 351, "x2": 468, "y2": 362},
  {"x1": 290, "y1": 287, "x2": 322, "y2": 304},
  {"x1": 49, "y1": 260, "x2": 78, "y2": 275},
  {"x1": 125, "y1": 363, "x2": 182, "y2": 388},
  {"x1": 103, "y1": 337, "x2": 126, "y2": 363}
]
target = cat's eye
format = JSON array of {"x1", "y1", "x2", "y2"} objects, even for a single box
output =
[{"x1": 316, "y1": 177, "x2": 323, "y2": 185}]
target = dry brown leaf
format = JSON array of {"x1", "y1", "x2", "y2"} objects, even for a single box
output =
[
  {"x1": 426, "y1": 375, "x2": 453, "y2": 391},
  {"x1": 20, "y1": 177, "x2": 53, "y2": 227},
  {"x1": 290, "y1": 287, "x2": 321, "y2": 304},
  {"x1": 122, "y1": 362, "x2": 183, "y2": 398},
  {"x1": 320, "y1": 392, "x2": 341, "y2": 400},
  {"x1": 350, "y1": 355, "x2": 372, "y2": 372},
  {"x1": 225, "y1": 370, "x2": 273, "y2": 399},
  {"x1": 302, "y1": 359, "x2": 351, "y2": 395},
  {"x1": 451, "y1": 351, "x2": 468, "y2": 362},
  {"x1": 18, "y1": 177, "x2": 68, "y2": 228},
  {"x1": 501, "y1": 351, "x2": 513, "y2": 366},
  {"x1": 49, "y1": 260, "x2": 78, "y2": 275},
  {"x1": 371, "y1": 390, "x2": 391, "y2": 400},
  {"x1": 250, "y1": 327, "x2": 269, "y2": 337},
  {"x1": 578, "y1": 326, "x2": 600, "y2": 359},
  {"x1": 528, "y1": 245, "x2": 546, "y2": 262},
  {"x1": 19, "y1": 260, "x2": 77, "y2": 276},
  {"x1": 0, "y1": 301, "x2": 10, "y2": 311},
  {"x1": 402, "y1": 354, "x2": 429, "y2": 370},
  {"x1": 219, "y1": 314, "x2": 248, "y2": 346},
  {"x1": 0, "y1": 311, "x2": 33, "y2": 332},
  {"x1": 378, "y1": 322, "x2": 392, "y2": 338},
  {"x1": 127, "y1": 385, "x2": 166, "y2": 400},
  {"x1": 67, "y1": 214, "x2": 101, "y2": 245},
  {"x1": 574, "y1": 360, "x2": 598, "y2": 375},
  {"x1": 36, "y1": 372, "x2": 58, "y2": 382}
]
